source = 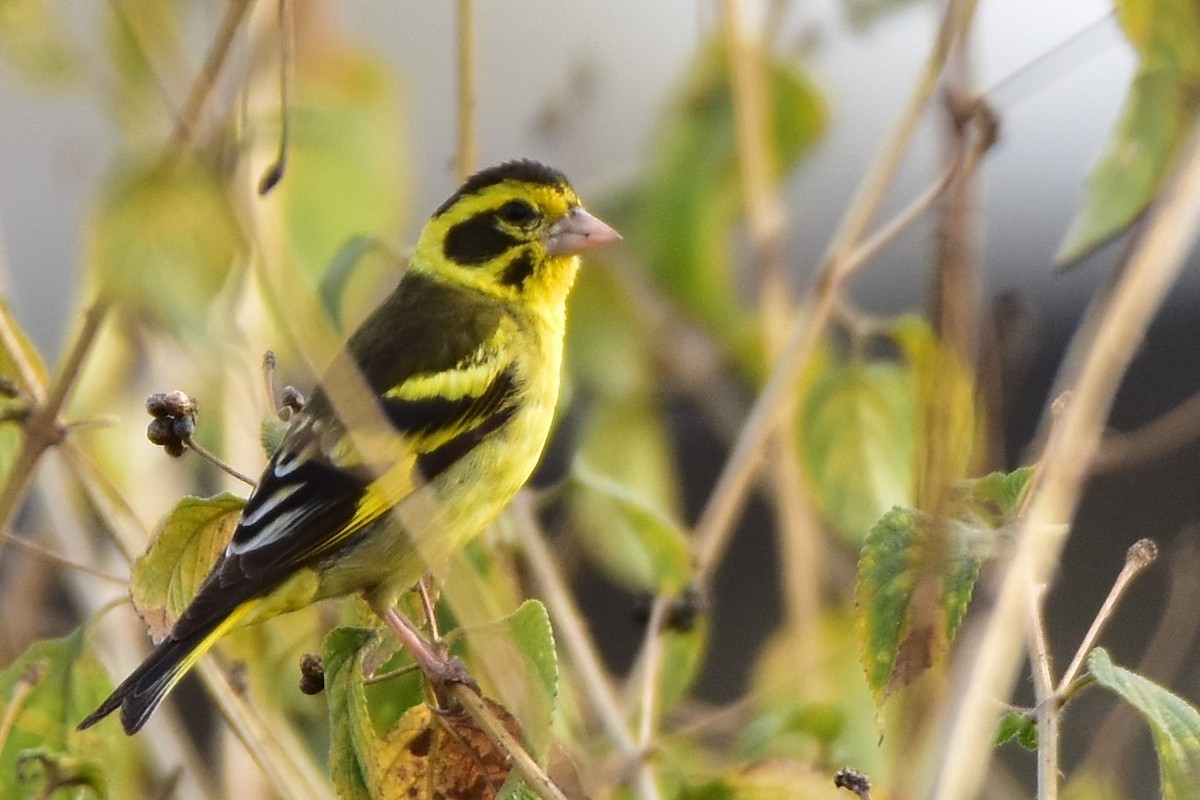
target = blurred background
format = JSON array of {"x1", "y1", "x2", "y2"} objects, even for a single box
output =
[{"x1": 2, "y1": 1, "x2": 1198, "y2": 798}]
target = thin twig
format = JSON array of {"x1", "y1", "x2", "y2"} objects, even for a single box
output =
[
  {"x1": 0, "y1": 530, "x2": 127, "y2": 586},
  {"x1": 166, "y1": 0, "x2": 255, "y2": 154},
  {"x1": 510, "y1": 501, "x2": 631, "y2": 746},
  {"x1": 634, "y1": 595, "x2": 669, "y2": 758},
  {"x1": 689, "y1": 0, "x2": 983, "y2": 582},
  {"x1": 1092, "y1": 390, "x2": 1200, "y2": 473},
  {"x1": 183, "y1": 436, "x2": 258, "y2": 488},
  {"x1": 0, "y1": 298, "x2": 111, "y2": 539},
  {"x1": 0, "y1": 661, "x2": 43, "y2": 756},
  {"x1": 929, "y1": 121, "x2": 1200, "y2": 800},
  {"x1": 1079, "y1": 531, "x2": 1200, "y2": 776},
  {"x1": 194, "y1": 658, "x2": 335, "y2": 800},
  {"x1": 1027, "y1": 584, "x2": 1059, "y2": 800},
  {"x1": 0, "y1": 307, "x2": 46, "y2": 404},
  {"x1": 455, "y1": 0, "x2": 477, "y2": 181},
  {"x1": 719, "y1": 0, "x2": 823, "y2": 658},
  {"x1": 1056, "y1": 539, "x2": 1157, "y2": 693}
]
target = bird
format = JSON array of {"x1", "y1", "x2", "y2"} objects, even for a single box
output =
[{"x1": 79, "y1": 159, "x2": 620, "y2": 734}]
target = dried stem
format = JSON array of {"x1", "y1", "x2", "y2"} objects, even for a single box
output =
[
  {"x1": 1080, "y1": 532, "x2": 1200, "y2": 776},
  {"x1": 691, "y1": 129, "x2": 978, "y2": 583},
  {"x1": 455, "y1": 0, "x2": 477, "y2": 182},
  {"x1": 0, "y1": 530, "x2": 126, "y2": 586},
  {"x1": 194, "y1": 658, "x2": 334, "y2": 800},
  {"x1": 183, "y1": 435, "x2": 258, "y2": 488},
  {"x1": 719, "y1": 0, "x2": 823, "y2": 651},
  {"x1": 166, "y1": 0, "x2": 255, "y2": 154},
  {"x1": 510, "y1": 495, "x2": 661, "y2": 800},
  {"x1": 1057, "y1": 538, "x2": 1157, "y2": 694},
  {"x1": 1027, "y1": 585, "x2": 1059, "y2": 800},
  {"x1": 1092, "y1": 389, "x2": 1200, "y2": 473},
  {"x1": 930, "y1": 127, "x2": 1200, "y2": 800},
  {"x1": 0, "y1": 299, "x2": 110, "y2": 543},
  {"x1": 634, "y1": 595, "x2": 670, "y2": 757}
]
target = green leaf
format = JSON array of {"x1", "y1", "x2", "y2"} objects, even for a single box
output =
[
  {"x1": 658, "y1": 618, "x2": 709, "y2": 714},
  {"x1": 1087, "y1": 648, "x2": 1200, "y2": 799},
  {"x1": 261, "y1": 415, "x2": 290, "y2": 460},
  {"x1": 496, "y1": 774, "x2": 541, "y2": 800},
  {"x1": 1058, "y1": 0, "x2": 1200, "y2": 263},
  {"x1": 0, "y1": 630, "x2": 141, "y2": 799},
  {"x1": 957, "y1": 466, "x2": 1035, "y2": 529},
  {"x1": 889, "y1": 314, "x2": 982, "y2": 513},
  {"x1": 324, "y1": 627, "x2": 382, "y2": 800},
  {"x1": 130, "y1": 492, "x2": 245, "y2": 639},
  {"x1": 855, "y1": 501, "x2": 992, "y2": 705},
  {"x1": 88, "y1": 157, "x2": 243, "y2": 333},
  {"x1": 717, "y1": 760, "x2": 844, "y2": 799},
  {"x1": 994, "y1": 711, "x2": 1038, "y2": 750},
  {"x1": 737, "y1": 697, "x2": 845, "y2": 759},
  {"x1": 1057, "y1": 69, "x2": 1195, "y2": 263},
  {"x1": 460, "y1": 599, "x2": 558, "y2": 760},
  {"x1": 566, "y1": 459, "x2": 692, "y2": 594},
  {"x1": 1117, "y1": 0, "x2": 1200, "y2": 76},
  {"x1": 798, "y1": 354, "x2": 916, "y2": 543},
  {"x1": 319, "y1": 236, "x2": 398, "y2": 334}
]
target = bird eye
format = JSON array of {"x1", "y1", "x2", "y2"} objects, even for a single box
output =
[{"x1": 498, "y1": 200, "x2": 538, "y2": 226}]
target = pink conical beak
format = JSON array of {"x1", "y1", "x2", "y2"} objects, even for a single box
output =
[{"x1": 545, "y1": 207, "x2": 621, "y2": 256}]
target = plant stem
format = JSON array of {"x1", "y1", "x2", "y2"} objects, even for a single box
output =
[
  {"x1": 689, "y1": 0, "x2": 981, "y2": 583},
  {"x1": 510, "y1": 495, "x2": 661, "y2": 800},
  {"x1": 1057, "y1": 539, "x2": 1157, "y2": 694},
  {"x1": 634, "y1": 595, "x2": 670, "y2": 756},
  {"x1": 455, "y1": 0, "x2": 477, "y2": 182},
  {"x1": 719, "y1": 0, "x2": 824, "y2": 657},
  {"x1": 0, "y1": 298, "x2": 110, "y2": 538},
  {"x1": 929, "y1": 126, "x2": 1200, "y2": 800},
  {"x1": 1027, "y1": 584, "x2": 1059, "y2": 800},
  {"x1": 194, "y1": 658, "x2": 335, "y2": 800},
  {"x1": 166, "y1": 0, "x2": 255, "y2": 154}
]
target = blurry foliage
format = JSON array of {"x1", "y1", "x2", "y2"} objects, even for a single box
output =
[
  {"x1": 604, "y1": 39, "x2": 826, "y2": 369},
  {"x1": 0, "y1": 3, "x2": 1197, "y2": 800},
  {"x1": 0, "y1": 630, "x2": 141, "y2": 799}
]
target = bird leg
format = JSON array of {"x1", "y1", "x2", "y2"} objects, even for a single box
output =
[{"x1": 370, "y1": 600, "x2": 477, "y2": 707}]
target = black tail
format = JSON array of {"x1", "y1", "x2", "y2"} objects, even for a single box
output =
[{"x1": 79, "y1": 613, "x2": 234, "y2": 734}]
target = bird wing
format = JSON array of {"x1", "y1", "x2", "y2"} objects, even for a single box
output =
[{"x1": 169, "y1": 279, "x2": 520, "y2": 637}]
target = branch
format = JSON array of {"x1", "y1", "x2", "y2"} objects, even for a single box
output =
[
  {"x1": 1092, "y1": 389, "x2": 1200, "y2": 473},
  {"x1": 166, "y1": 0, "x2": 255, "y2": 154},
  {"x1": 510, "y1": 495, "x2": 661, "y2": 800},
  {"x1": 455, "y1": 0, "x2": 477, "y2": 181},
  {"x1": 0, "y1": 298, "x2": 110, "y2": 538},
  {"x1": 930, "y1": 125, "x2": 1200, "y2": 800}
]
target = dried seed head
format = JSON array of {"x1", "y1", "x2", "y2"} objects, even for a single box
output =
[
  {"x1": 299, "y1": 653, "x2": 325, "y2": 695},
  {"x1": 1126, "y1": 538, "x2": 1158, "y2": 571}
]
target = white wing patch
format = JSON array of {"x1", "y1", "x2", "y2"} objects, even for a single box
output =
[
  {"x1": 228, "y1": 505, "x2": 311, "y2": 555},
  {"x1": 236, "y1": 483, "x2": 303, "y2": 529}
]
